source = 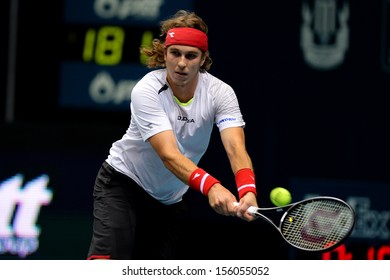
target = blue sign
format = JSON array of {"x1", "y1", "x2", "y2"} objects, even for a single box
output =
[
  {"x1": 59, "y1": 63, "x2": 150, "y2": 111},
  {"x1": 64, "y1": 0, "x2": 194, "y2": 26}
]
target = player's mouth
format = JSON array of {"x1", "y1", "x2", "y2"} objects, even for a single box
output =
[{"x1": 175, "y1": 72, "x2": 187, "y2": 78}]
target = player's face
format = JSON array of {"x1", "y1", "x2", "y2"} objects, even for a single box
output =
[{"x1": 165, "y1": 45, "x2": 205, "y2": 87}]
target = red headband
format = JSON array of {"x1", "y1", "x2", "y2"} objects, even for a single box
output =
[{"x1": 165, "y1": 27, "x2": 208, "y2": 52}]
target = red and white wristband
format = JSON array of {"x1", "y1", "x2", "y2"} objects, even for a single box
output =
[
  {"x1": 235, "y1": 168, "x2": 257, "y2": 199},
  {"x1": 189, "y1": 168, "x2": 220, "y2": 196}
]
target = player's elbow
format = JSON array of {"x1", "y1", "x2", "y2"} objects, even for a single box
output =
[{"x1": 159, "y1": 151, "x2": 180, "y2": 169}]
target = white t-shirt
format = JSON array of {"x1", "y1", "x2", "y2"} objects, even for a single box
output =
[{"x1": 106, "y1": 69, "x2": 245, "y2": 205}]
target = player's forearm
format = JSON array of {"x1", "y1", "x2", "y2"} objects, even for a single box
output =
[
  {"x1": 224, "y1": 146, "x2": 257, "y2": 199},
  {"x1": 220, "y1": 127, "x2": 253, "y2": 173},
  {"x1": 229, "y1": 151, "x2": 254, "y2": 174},
  {"x1": 160, "y1": 152, "x2": 198, "y2": 184},
  {"x1": 162, "y1": 152, "x2": 222, "y2": 196}
]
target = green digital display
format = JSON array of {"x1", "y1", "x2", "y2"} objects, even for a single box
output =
[{"x1": 63, "y1": 24, "x2": 158, "y2": 66}]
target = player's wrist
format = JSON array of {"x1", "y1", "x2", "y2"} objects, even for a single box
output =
[
  {"x1": 189, "y1": 168, "x2": 220, "y2": 196},
  {"x1": 235, "y1": 168, "x2": 257, "y2": 199}
]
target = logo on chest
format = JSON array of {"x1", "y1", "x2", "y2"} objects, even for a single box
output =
[{"x1": 177, "y1": 115, "x2": 195, "y2": 123}]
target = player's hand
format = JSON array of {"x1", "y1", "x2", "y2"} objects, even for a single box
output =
[
  {"x1": 207, "y1": 183, "x2": 237, "y2": 216},
  {"x1": 235, "y1": 192, "x2": 258, "y2": 222}
]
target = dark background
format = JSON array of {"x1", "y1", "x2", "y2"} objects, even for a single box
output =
[{"x1": 1, "y1": 0, "x2": 389, "y2": 259}]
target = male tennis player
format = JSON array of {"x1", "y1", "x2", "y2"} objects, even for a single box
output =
[{"x1": 87, "y1": 10, "x2": 258, "y2": 260}]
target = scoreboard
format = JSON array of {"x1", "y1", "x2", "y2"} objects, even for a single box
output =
[{"x1": 59, "y1": 0, "x2": 193, "y2": 111}]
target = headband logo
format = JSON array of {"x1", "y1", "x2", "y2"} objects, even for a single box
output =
[{"x1": 168, "y1": 32, "x2": 175, "y2": 38}]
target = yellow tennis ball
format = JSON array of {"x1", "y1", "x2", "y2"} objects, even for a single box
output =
[{"x1": 270, "y1": 187, "x2": 292, "y2": 206}]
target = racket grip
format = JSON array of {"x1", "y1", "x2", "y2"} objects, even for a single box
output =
[{"x1": 233, "y1": 202, "x2": 257, "y2": 216}]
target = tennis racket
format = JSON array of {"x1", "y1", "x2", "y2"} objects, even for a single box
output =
[{"x1": 234, "y1": 196, "x2": 355, "y2": 252}]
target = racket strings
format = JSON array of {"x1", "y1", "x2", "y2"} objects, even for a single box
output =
[{"x1": 280, "y1": 199, "x2": 354, "y2": 251}]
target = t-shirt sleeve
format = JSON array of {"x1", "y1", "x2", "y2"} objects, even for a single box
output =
[
  {"x1": 130, "y1": 79, "x2": 172, "y2": 141},
  {"x1": 214, "y1": 82, "x2": 246, "y2": 131}
]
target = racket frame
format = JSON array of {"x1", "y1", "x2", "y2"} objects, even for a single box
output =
[{"x1": 244, "y1": 196, "x2": 356, "y2": 252}]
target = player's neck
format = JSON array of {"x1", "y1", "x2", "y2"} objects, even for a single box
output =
[{"x1": 168, "y1": 76, "x2": 198, "y2": 103}]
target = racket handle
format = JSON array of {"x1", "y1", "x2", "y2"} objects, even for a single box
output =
[{"x1": 233, "y1": 202, "x2": 257, "y2": 216}]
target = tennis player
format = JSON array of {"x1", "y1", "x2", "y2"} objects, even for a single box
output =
[{"x1": 87, "y1": 10, "x2": 258, "y2": 260}]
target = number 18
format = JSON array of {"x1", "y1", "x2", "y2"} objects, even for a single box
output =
[{"x1": 83, "y1": 26, "x2": 124, "y2": 65}]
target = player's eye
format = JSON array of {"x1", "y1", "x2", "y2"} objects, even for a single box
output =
[
  {"x1": 170, "y1": 51, "x2": 181, "y2": 57},
  {"x1": 185, "y1": 53, "x2": 197, "y2": 60}
]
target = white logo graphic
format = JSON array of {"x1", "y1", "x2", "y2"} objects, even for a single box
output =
[
  {"x1": 300, "y1": 0, "x2": 350, "y2": 70},
  {"x1": 0, "y1": 174, "x2": 53, "y2": 258},
  {"x1": 168, "y1": 31, "x2": 175, "y2": 38},
  {"x1": 89, "y1": 71, "x2": 138, "y2": 104},
  {"x1": 192, "y1": 173, "x2": 201, "y2": 180},
  {"x1": 94, "y1": 0, "x2": 164, "y2": 20}
]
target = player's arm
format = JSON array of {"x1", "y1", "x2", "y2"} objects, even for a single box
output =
[
  {"x1": 148, "y1": 130, "x2": 237, "y2": 215},
  {"x1": 220, "y1": 127, "x2": 258, "y2": 220},
  {"x1": 148, "y1": 130, "x2": 197, "y2": 182}
]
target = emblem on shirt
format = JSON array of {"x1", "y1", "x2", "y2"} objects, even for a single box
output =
[{"x1": 177, "y1": 116, "x2": 195, "y2": 123}]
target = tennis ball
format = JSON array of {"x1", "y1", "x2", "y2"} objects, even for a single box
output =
[{"x1": 270, "y1": 187, "x2": 292, "y2": 206}]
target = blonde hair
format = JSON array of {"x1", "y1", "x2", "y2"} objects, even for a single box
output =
[{"x1": 140, "y1": 10, "x2": 212, "y2": 72}]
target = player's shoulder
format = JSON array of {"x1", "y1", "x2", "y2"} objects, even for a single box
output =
[
  {"x1": 200, "y1": 71, "x2": 234, "y2": 93},
  {"x1": 137, "y1": 69, "x2": 167, "y2": 87},
  {"x1": 132, "y1": 69, "x2": 167, "y2": 97}
]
